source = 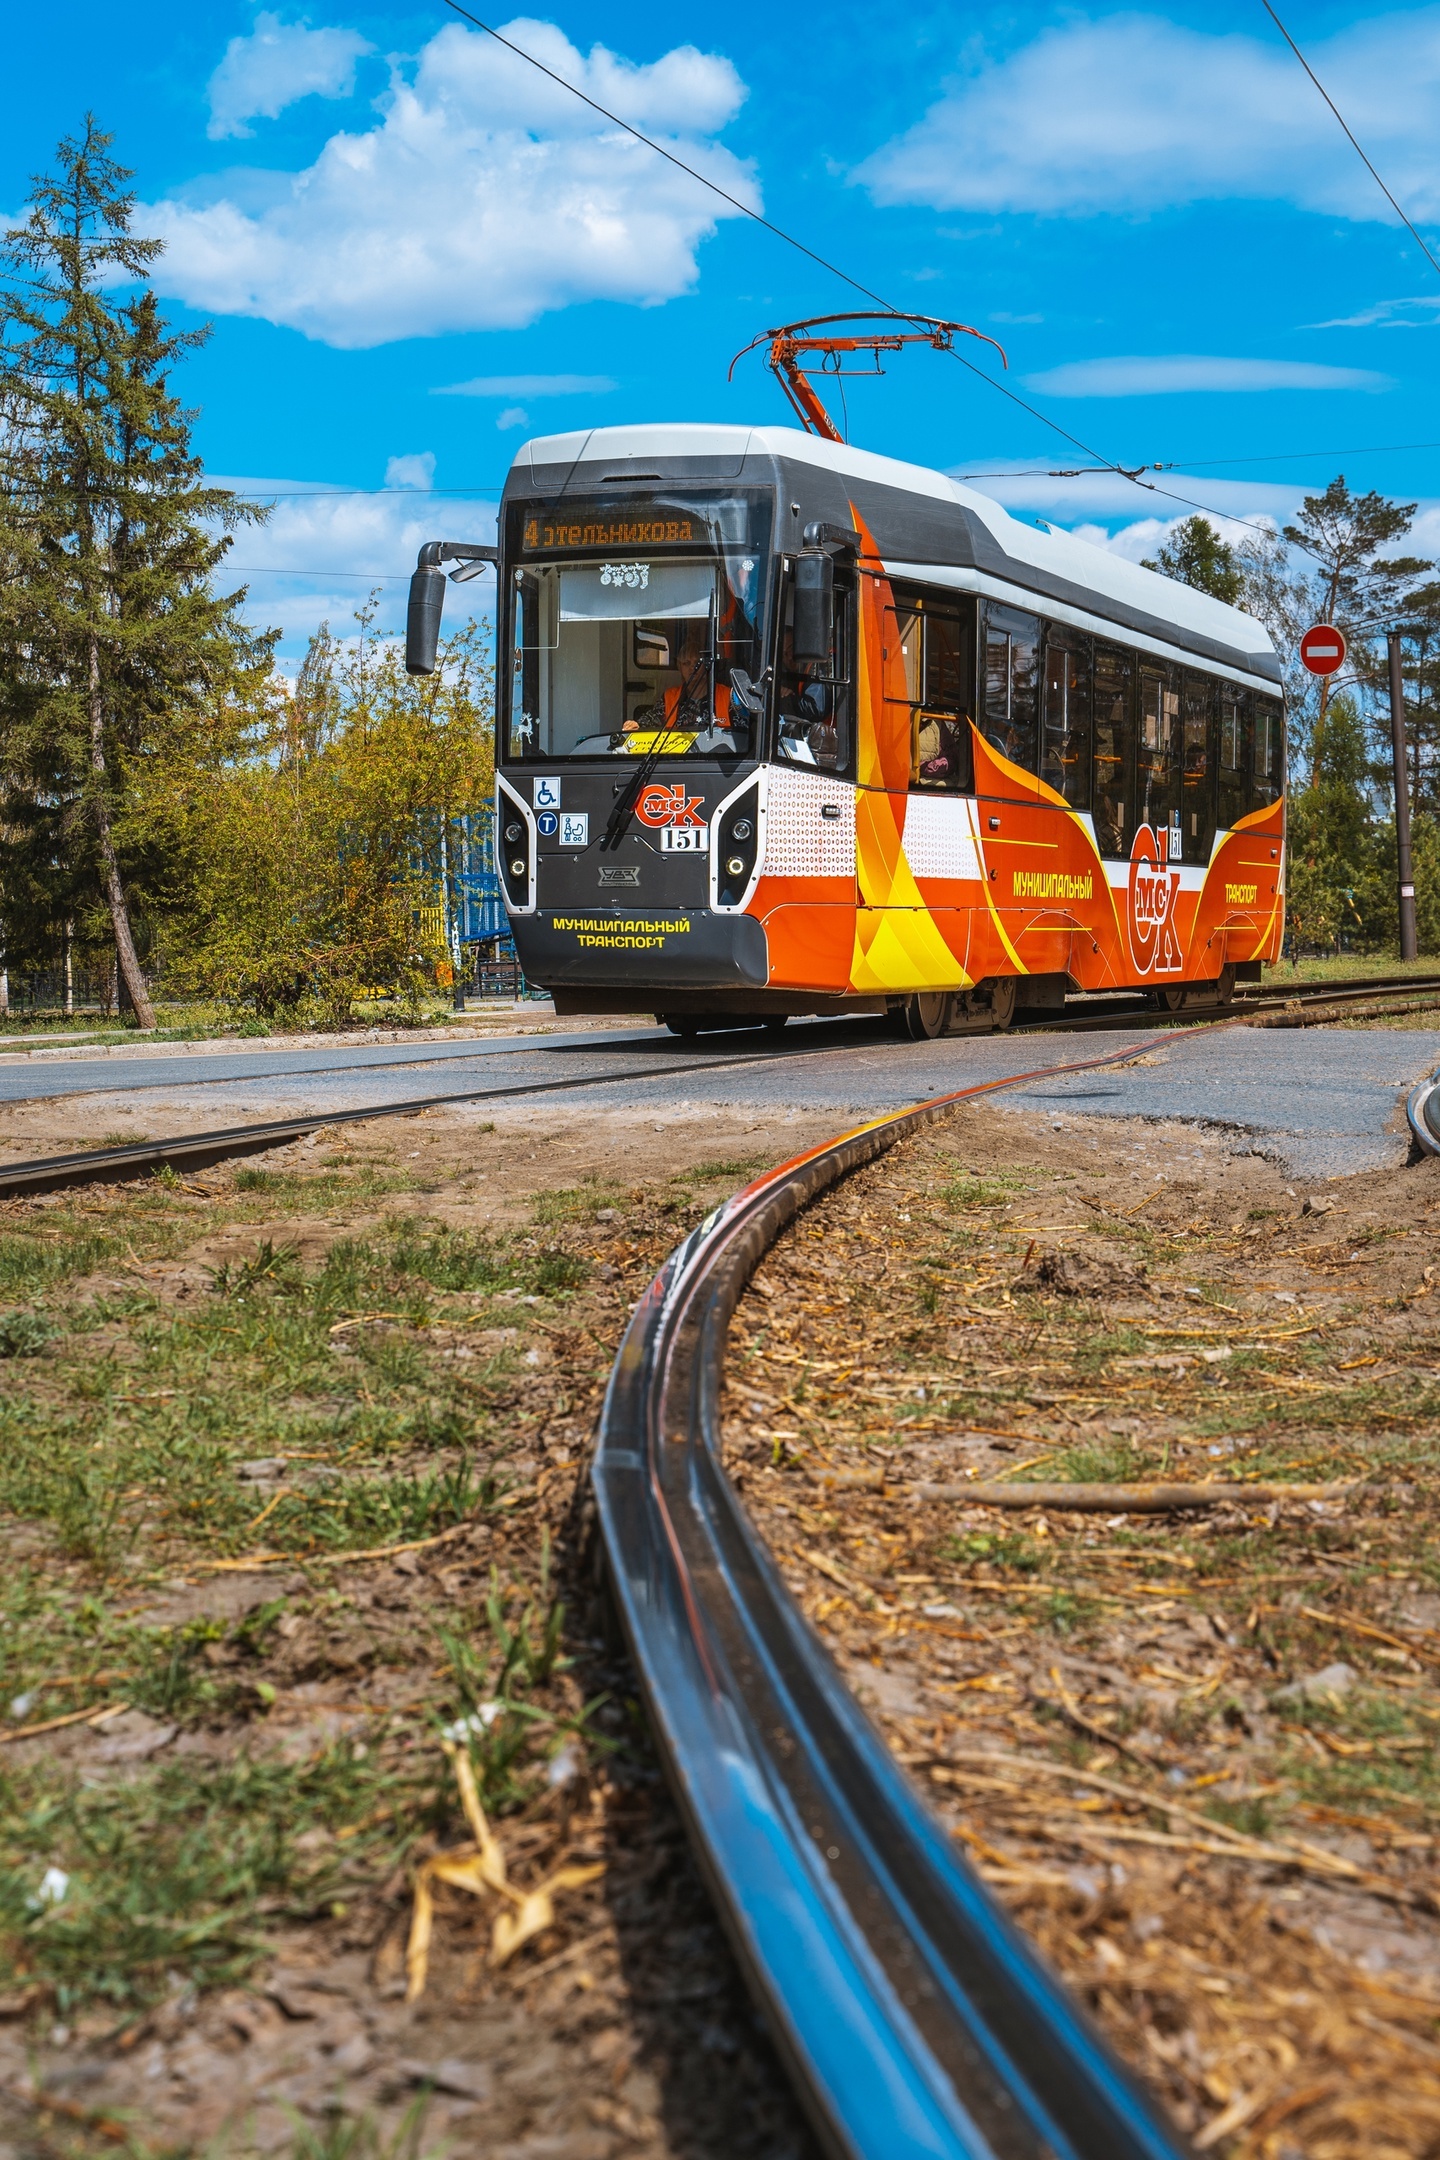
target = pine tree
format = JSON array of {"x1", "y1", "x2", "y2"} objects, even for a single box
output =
[
  {"x1": 1142, "y1": 515, "x2": 1244, "y2": 604},
  {"x1": 0, "y1": 119, "x2": 270, "y2": 1026},
  {"x1": 1282, "y1": 477, "x2": 1431, "y2": 763}
]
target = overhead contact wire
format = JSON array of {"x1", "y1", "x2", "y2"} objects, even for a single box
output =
[{"x1": 1258, "y1": 0, "x2": 1440, "y2": 283}]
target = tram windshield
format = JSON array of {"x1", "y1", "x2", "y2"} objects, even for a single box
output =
[{"x1": 504, "y1": 493, "x2": 770, "y2": 760}]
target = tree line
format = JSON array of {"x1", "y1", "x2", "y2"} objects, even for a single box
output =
[
  {"x1": 2, "y1": 124, "x2": 1435, "y2": 1032},
  {"x1": 0, "y1": 123, "x2": 492, "y2": 1031}
]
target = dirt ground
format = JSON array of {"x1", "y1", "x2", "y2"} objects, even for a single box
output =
[
  {"x1": 0, "y1": 1096, "x2": 836, "y2": 2160},
  {"x1": 727, "y1": 1101, "x2": 1440, "y2": 2159}
]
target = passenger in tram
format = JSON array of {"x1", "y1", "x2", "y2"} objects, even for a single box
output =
[{"x1": 912, "y1": 708, "x2": 967, "y2": 787}]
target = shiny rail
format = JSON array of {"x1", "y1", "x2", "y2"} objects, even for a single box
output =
[
  {"x1": 0, "y1": 1050, "x2": 779, "y2": 1199},
  {"x1": 1408, "y1": 1067, "x2": 1440, "y2": 1157},
  {"x1": 592, "y1": 1037, "x2": 1192, "y2": 2160}
]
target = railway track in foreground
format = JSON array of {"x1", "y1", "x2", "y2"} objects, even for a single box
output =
[
  {"x1": 2, "y1": 969, "x2": 1437, "y2": 1203},
  {"x1": 593, "y1": 1040, "x2": 1194, "y2": 2160}
]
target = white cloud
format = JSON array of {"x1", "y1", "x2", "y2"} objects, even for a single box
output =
[
  {"x1": 150, "y1": 18, "x2": 755, "y2": 347},
  {"x1": 495, "y1": 407, "x2": 529, "y2": 431},
  {"x1": 213, "y1": 474, "x2": 498, "y2": 656},
  {"x1": 383, "y1": 451, "x2": 436, "y2": 489},
  {"x1": 1308, "y1": 295, "x2": 1440, "y2": 328},
  {"x1": 857, "y1": 7, "x2": 1440, "y2": 224},
  {"x1": 207, "y1": 11, "x2": 374, "y2": 140},
  {"x1": 433, "y1": 373, "x2": 618, "y2": 397},
  {"x1": 1024, "y1": 356, "x2": 1392, "y2": 397}
]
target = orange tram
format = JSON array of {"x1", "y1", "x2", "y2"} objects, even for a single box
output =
[{"x1": 407, "y1": 424, "x2": 1285, "y2": 1038}]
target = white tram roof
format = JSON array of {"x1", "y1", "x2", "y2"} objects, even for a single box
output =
[{"x1": 508, "y1": 422, "x2": 1280, "y2": 692}]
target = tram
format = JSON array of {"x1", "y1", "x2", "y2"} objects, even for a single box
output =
[{"x1": 406, "y1": 423, "x2": 1285, "y2": 1037}]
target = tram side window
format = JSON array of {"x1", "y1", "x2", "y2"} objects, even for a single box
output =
[
  {"x1": 1253, "y1": 697, "x2": 1284, "y2": 811},
  {"x1": 1181, "y1": 672, "x2": 1217, "y2": 862},
  {"x1": 1091, "y1": 643, "x2": 1133, "y2": 857},
  {"x1": 983, "y1": 604, "x2": 1039, "y2": 774},
  {"x1": 1138, "y1": 668, "x2": 1182, "y2": 851},
  {"x1": 776, "y1": 571, "x2": 855, "y2": 775},
  {"x1": 1217, "y1": 686, "x2": 1251, "y2": 832},
  {"x1": 888, "y1": 604, "x2": 975, "y2": 794},
  {"x1": 1041, "y1": 632, "x2": 1092, "y2": 808}
]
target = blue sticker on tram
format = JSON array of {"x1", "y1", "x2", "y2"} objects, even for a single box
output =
[{"x1": 537, "y1": 811, "x2": 559, "y2": 837}]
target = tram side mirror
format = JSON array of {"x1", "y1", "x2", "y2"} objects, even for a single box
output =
[
  {"x1": 406, "y1": 551, "x2": 446, "y2": 677},
  {"x1": 792, "y1": 550, "x2": 834, "y2": 664}
]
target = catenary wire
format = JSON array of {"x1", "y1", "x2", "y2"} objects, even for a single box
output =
[
  {"x1": 1258, "y1": 0, "x2": 1440, "y2": 283},
  {"x1": 431, "y1": 0, "x2": 1324, "y2": 552},
  {"x1": 435, "y1": 0, "x2": 1144, "y2": 476}
]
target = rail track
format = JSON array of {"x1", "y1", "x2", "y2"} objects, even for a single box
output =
[
  {"x1": 2, "y1": 970, "x2": 1437, "y2": 1201},
  {"x1": 593, "y1": 1039, "x2": 1196, "y2": 2160}
]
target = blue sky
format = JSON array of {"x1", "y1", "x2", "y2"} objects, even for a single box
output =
[{"x1": 7, "y1": 0, "x2": 1440, "y2": 657}]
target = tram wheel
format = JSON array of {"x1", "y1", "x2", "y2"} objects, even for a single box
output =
[
  {"x1": 989, "y1": 977, "x2": 1018, "y2": 1031},
  {"x1": 660, "y1": 1014, "x2": 701, "y2": 1037},
  {"x1": 905, "y1": 992, "x2": 952, "y2": 1041}
]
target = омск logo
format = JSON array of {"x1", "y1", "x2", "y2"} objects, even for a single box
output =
[
  {"x1": 1127, "y1": 824, "x2": 1184, "y2": 975},
  {"x1": 635, "y1": 781, "x2": 705, "y2": 829}
]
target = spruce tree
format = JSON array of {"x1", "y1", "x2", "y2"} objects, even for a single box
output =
[{"x1": 0, "y1": 119, "x2": 269, "y2": 1026}]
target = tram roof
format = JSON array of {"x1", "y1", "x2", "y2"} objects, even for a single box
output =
[{"x1": 506, "y1": 422, "x2": 1281, "y2": 690}]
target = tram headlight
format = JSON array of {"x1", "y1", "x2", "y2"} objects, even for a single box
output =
[
  {"x1": 714, "y1": 782, "x2": 761, "y2": 909},
  {"x1": 498, "y1": 798, "x2": 532, "y2": 908}
]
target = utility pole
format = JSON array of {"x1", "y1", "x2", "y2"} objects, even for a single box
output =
[{"x1": 1387, "y1": 629, "x2": 1418, "y2": 963}]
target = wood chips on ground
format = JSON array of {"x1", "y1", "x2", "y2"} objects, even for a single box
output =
[{"x1": 727, "y1": 1098, "x2": 1440, "y2": 2159}]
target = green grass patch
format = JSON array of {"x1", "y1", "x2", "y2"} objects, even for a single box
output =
[
  {"x1": 0, "y1": 1746, "x2": 420, "y2": 2010},
  {"x1": 942, "y1": 1529, "x2": 1044, "y2": 1574}
]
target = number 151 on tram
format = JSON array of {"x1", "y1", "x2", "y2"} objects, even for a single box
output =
[{"x1": 406, "y1": 423, "x2": 1285, "y2": 1037}]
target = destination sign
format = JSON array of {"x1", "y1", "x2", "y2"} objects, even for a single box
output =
[{"x1": 522, "y1": 514, "x2": 697, "y2": 552}]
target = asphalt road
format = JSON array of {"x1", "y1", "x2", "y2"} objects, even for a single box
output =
[{"x1": 4, "y1": 1018, "x2": 1436, "y2": 1180}]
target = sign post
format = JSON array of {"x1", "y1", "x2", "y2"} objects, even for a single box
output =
[{"x1": 1387, "y1": 630, "x2": 1419, "y2": 963}]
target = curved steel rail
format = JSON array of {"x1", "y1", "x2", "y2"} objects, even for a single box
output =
[
  {"x1": 0, "y1": 1049, "x2": 778, "y2": 1199},
  {"x1": 593, "y1": 1037, "x2": 1192, "y2": 2160},
  {"x1": 1407, "y1": 1068, "x2": 1440, "y2": 1157}
]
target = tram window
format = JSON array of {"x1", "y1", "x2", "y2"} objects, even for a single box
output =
[
  {"x1": 1091, "y1": 643, "x2": 1132, "y2": 857},
  {"x1": 983, "y1": 604, "x2": 1039, "y2": 773},
  {"x1": 1253, "y1": 697, "x2": 1284, "y2": 810},
  {"x1": 1181, "y1": 672, "x2": 1216, "y2": 861},
  {"x1": 1138, "y1": 668, "x2": 1181, "y2": 852},
  {"x1": 505, "y1": 552, "x2": 765, "y2": 760},
  {"x1": 888, "y1": 601, "x2": 975, "y2": 793},
  {"x1": 919, "y1": 611, "x2": 975, "y2": 792},
  {"x1": 884, "y1": 606, "x2": 923, "y2": 707},
  {"x1": 777, "y1": 572, "x2": 854, "y2": 774},
  {"x1": 1217, "y1": 686, "x2": 1251, "y2": 832},
  {"x1": 1041, "y1": 633, "x2": 1092, "y2": 808}
]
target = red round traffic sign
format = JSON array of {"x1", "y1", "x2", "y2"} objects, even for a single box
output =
[{"x1": 1299, "y1": 623, "x2": 1346, "y2": 676}]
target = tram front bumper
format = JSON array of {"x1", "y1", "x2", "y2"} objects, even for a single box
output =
[{"x1": 510, "y1": 909, "x2": 769, "y2": 990}]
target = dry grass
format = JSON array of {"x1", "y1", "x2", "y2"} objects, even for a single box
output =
[{"x1": 728, "y1": 1103, "x2": 1440, "y2": 2158}]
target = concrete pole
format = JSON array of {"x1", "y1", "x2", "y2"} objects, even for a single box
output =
[{"x1": 1388, "y1": 630, "x2": 1419, "y2": 962}]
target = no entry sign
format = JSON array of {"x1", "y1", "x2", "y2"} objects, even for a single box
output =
[{"x1": 1300, "y1": 624, "x2": 1347, "y2": 676}]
